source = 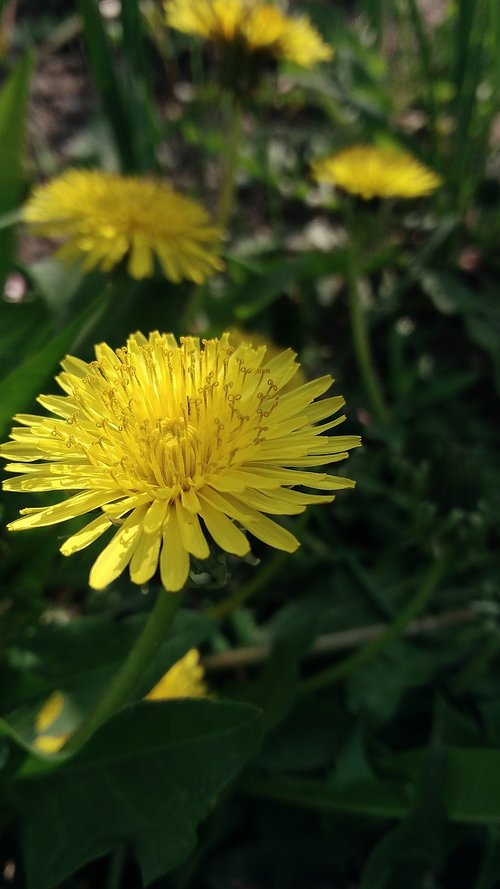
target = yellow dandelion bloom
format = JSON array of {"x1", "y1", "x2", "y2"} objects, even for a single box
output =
[
  {"x1": 33, "y1": 651, "x2": 207, "y2": 754},
  {"x1": 23, "y1": 170, "x2": 223, "y2": 283},
  {"x1": 312, "y1": 145, "x2": 442, "y2": 200},
  {"x1": 145, "y1": 649, "x2": 208, "y2": 700},
  {"x1": 1, "y1": 332, "x2": 360, "y2": 592},
  {"x1": 33, "y1": 691, "x2": 69, "y2": 754},
  {"x1": 165, "y1": 0, "x2": 332, "y2": 68}
]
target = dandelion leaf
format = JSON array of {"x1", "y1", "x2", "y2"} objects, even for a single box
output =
[{"x1": 11, "y1": 699, "x2": 263, "y2": 888}]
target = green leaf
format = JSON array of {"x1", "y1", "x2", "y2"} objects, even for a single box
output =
[
  {"x1": 119, "y1": 0, "x2": 159, "y2": 171},
  {"x1": 0, "y1": 608, "x2": 214, "y2": 736},
  {"x1": 240, "y1": 746, "x2": 500, "y2": 828},
  {"x1": 446, "y1": 747, "x2": 500, "y2": 825},
  {"x1": 0, "y1": 54, "x2": 33, "y2": 291},
  {"x1": 78, "y1": 0, "x2": 137, "y2": 171},
  {"x1": 0, "y1": 297, "x2": 104, "y2": 439},
  {"x1": 0, "y1": 298, "x2": 51, "y2": 379},
  {"x1": 358, "y1": 746, "x2": 447, "y2": 889},
  {"x1": 11, "y1": 699, "x2": 263, "y2": 888}
]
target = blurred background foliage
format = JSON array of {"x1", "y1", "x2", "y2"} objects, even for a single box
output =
[{"x1": 0, "y1": 0, "x2": 500, "y2": 887}]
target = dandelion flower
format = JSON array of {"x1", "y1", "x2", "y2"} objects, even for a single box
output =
[
  {"x1": 312, "y1": 145, "x2": 442, "y2": 200},
  {"x1": 33, "y1": 691, "x2": 69, "y2": 754},
  {"x1": 146, "y1": 649, "x2": 208, "y2": 700},
  {"x1": 33, "y1": 651, "x2": 207, "y2": 753},
  {"x1": 23, "y1": 170, "x2": 223, "y2": 283},
  {"x1": 165, "y1": 0, "x2": 333, "y2": 69},
  {"x1": 1, "y1": 332, "x2": 360, "y2": 592}
]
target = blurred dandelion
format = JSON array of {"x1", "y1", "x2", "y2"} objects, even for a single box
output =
[
  {"x1": 1, "y1": 332, "x2": 360, "y2": 592},
  {"x1": 312, "y1": 145, "x2": 442, "y2": 200},
  {"x1": 33, "y1": 691, "x2": 67, "y2": 754},
  {"x1": 145, "y1": 649, "x2": 208, "y2": 700},
  {"x1": 23, "y1": 170, "x2": 223, "y2": 283},
  {"x1": 165, "y1": 0, "x2": 333, "y2": 69},
  {"x1": 34, "y1": 649, "x2": 207, "y2": 754}
]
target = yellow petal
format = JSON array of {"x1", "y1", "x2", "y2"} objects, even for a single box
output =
[
  {"x1": 160, "y1": 508, "x2": 190, "y2": 592},
  {"x1": 175, "y1": 501, "x2": 210, "y2": 559},
  {"x1": 129, "y1": 525, "x2": 162, "y2": 585},
  {"x1": 60, "y1": 513, "x2": 113, "y2": 556},
  {"x1": 89, "y1": 505, "x2": 148, "y2": 590},
  {"x1": 145, "y1": 649, "x2": 207, "y2": 700},
  {"x1": 33, "y1": 733, "x2": 69, "y2": 754},
  {"x1": 35, "y1": 691, "x2": 64, "y2": 734},
  {"x1": 199, "y1": 497, "x2": 250, "y2": 556},
  {"x1": 8, "y1": 490, "x2": 121, "y2": 531},
  {"x1": 224, "y1": 496, "x2": 300, "y2": 552}
]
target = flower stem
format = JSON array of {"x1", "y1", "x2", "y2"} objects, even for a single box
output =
[
  {"x1": 64, "y1": 589, "x2": 180, "y2": 753},
  {"x1": 346, "y1": 243, "x2": 390, "y2": 424},
  {"x1": 216, "y1": 97, "x2": 242, "y2": 230},
  {"x1": 300, "y1": 553, "x2": 447, "y2": 695}
]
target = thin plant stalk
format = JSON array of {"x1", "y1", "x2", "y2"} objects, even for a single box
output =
[
  {"x1": 202, "y1": 607, "x2": 474, "y2": 672},
  {"x1": 64, "y1": 589, "x2": 181, "y2": 753},
  {"x1": 406, "y1": 0, "x2": 438, "y2": 163},
  {"x1": 300, "y1": 553, "x2": 447, "y2": 694},
  {"x1": 346, "y1": 242, "x2": 390, "y2": 424},
  {"x1": 216, "y1": 97, "x2": 242, "y2": 230}
]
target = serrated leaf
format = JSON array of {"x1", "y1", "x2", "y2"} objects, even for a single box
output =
[{"x1": 11, "y1": 699, "x2": 263, "y2": 888}]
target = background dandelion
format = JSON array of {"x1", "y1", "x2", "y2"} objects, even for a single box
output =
[
  {"x1": 24, "y1": 170, "x2": 223, "y2": 282},
  {"x1": 312, "y1": 144, "x2": 442, "y2": 200}
]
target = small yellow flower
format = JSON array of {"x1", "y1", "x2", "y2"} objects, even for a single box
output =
[
  {"x1": 33, "y1": 691, "x2": 69, "y2": 754},
  {"x1": 165, "y1": 0, "x2": 332, "y2": 68},
  {"x1": 146, "y1": 649, "x2": 208, "y2": 700},
  {"x1": 312, "y1": 145, "x2": 442, "y2": 200},
  {"x1": 1, "y1": 332, "x2": 360, "y2": 592},
  {"x1": 33, "y1": 651, "x2": 207, "y2": 754},
  {"x1": 23, "y1": 170, "x2": 223, "y2": 283}
]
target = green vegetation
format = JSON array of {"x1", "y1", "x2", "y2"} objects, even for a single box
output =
[{"x1": 0, "y1": 1, "x2": 499, "y2": 886}]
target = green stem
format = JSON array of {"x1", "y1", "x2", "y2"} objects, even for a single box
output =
[
  {"x1": 346, "y1": 243, "x2": 390, "y2": 424},
  {"x1": 64, "y1": 589, "x2": 180, "y2": 753},
  {"x1": 216, "y1": 97, "x2": 242, "y2": 230},
  {"x1": 406, "y1": 0, "x2": 438, "y2": 162},
  {"x1": 301, "y1": 554, "x2": 447, "y2": 695}
]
